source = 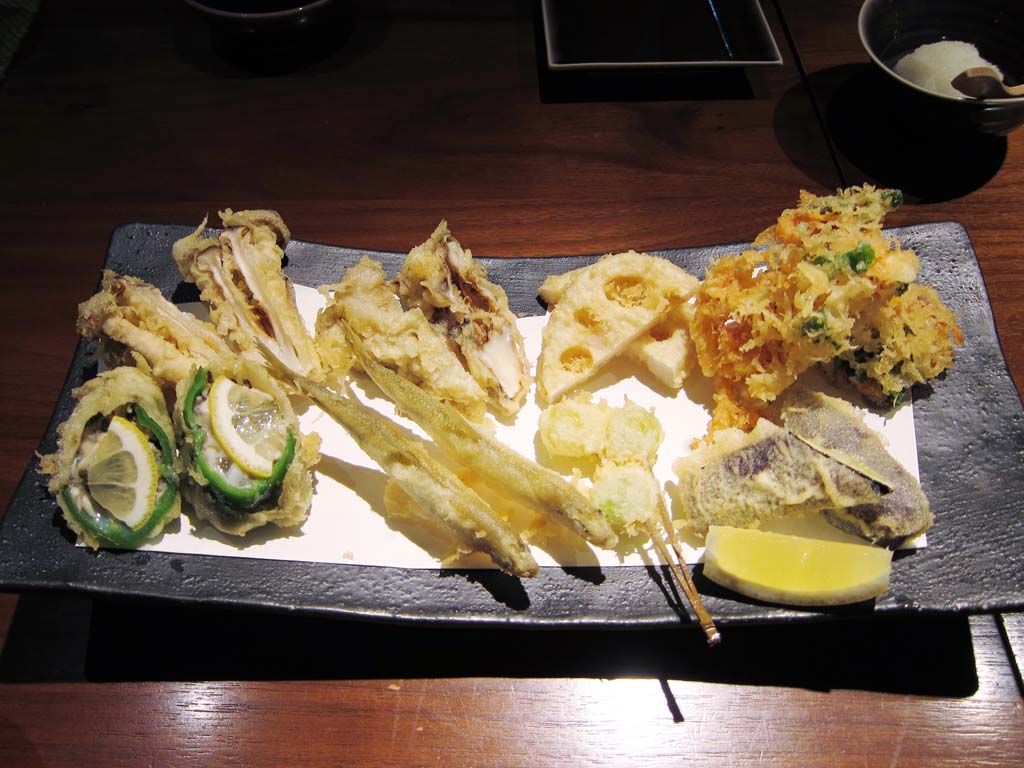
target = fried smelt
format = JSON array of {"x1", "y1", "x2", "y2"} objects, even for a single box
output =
[
  {"x1": 77, "y1": 271, "x2": 237, "y2": 386},
  {"x1": 297, "y1": 376, "x2": 539, "y2": 578},
  {"x1": 172, "y1": 209, "x2": 323, "y2": 382},
  {"x1": 345, "y1": 330, "x2": 618, "y2": 549}
]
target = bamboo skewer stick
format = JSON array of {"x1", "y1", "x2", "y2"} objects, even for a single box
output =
[{"x1": 647, "y1": 500, "x2": 721, "y2": 646}]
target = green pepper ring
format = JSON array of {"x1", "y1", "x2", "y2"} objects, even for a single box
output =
[
  {"x1": 183, "y1": 367, "x2": 296, "y2": 510},
  {"x1": 60, "y1": 403, "x2": 179, "y2": 549}
]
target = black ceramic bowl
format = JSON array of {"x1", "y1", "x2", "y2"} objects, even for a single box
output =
[
  {"x1": 184, "y1": 0, "x2": 341, "y2": 38},
  {"x1": 858, "y1": 0, "x2": 1024, "y2": 134}
]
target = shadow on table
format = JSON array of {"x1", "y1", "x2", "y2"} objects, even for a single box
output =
[
  {"x1": 774, "y1": 64, "x2": 1007, "y2": 202},
  {"x1": 537, "y1": 66, "x2": 756, "y2": 104},
  {"x1": 0, "y1": 593, "x2": 982, "y2": 698}
]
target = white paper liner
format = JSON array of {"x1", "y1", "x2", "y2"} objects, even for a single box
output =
[{"x1": 118, "y1": 283, "x2": 923, "y2": 568}]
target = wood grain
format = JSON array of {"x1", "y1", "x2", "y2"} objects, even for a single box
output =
[{"x1": 0, "y1": 1, "x2": 1021, "y2": 766}]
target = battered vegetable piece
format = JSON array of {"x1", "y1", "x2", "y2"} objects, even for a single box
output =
[
  {"x1": 344, "y1": 328, "x2": 618, "y2": 549},
  {"x1": 590, "y1": 463, "x2": 661, "y2": 538},
  {"x1": 174, "y1": 362, "x2": 319, "y2": 536},
  {"x1": 397, "y1": 221, "x2": 532, "y2": 416},
  {"x1": 538, "y1": 393, "x2": 662, "y2": 468},
  {"x1": 778, "y1": 388, "x2": 932, "y2": 545},
  {"x1": 315, "y1": 257, "x2": 488, "y2": 420},
  {"x1": 539, "y1": 393, "x2": 662, "y2": 536},
  {"x1": 540, "y1": 266, "x2": 698, "y2": 390},
  {"x1": 689, "y1": 186, "x2": 957, "y2": 420},
  {"x1": 172, "y1": 209, "x2": 323, "y2": 382},
  {"x1": 77, "y1": 271, "x2": 237, "y2": 385},
  {"x1": 835, "y1": 283, "x2": 964, "y2": 406},
  {"x1": 39, "y1": 367, "x2": 180, "y2": 549},
  {"x1": 673, "y1": 419, "x2": 886, "y2": 537},
  {"x1": 537, "y1": 391, "x2": 718, "y2": 643},
  {"x1": 537, "y1": 251, "x2": 699, "y2": 403},
  {"x1": 297, "y1": 376, "x2": 538, "y2": 578}
]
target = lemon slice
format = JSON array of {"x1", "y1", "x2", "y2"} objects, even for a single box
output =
[
  {"x1": 703, "y1": 526, "x2": 893, "y2": 606},
  {"x1": 86, "y1": 415, "x2": 159, "y2": 529},
  {"x1": 207, "y1": 376, "x2": 287, "y2": 478}
]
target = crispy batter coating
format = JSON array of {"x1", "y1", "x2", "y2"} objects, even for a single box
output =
[
  {"x1": 673, "y1": 419, "x2": 885, "y2": 537},
  {"x1": 689, "y1": 186, "x2": 959, "y2": 423},
  {"x1": 172, "y1": 210, "x2": 322, "y2": 383},
  {"x1": 778, "y1": 388, "x2": 931, "y2": 545},
  {"x1": 316, "y1": 256, "x2": 488, "y2": 421},
  {"x1": 77, "y1": 271, "x2": 237, "y2": 386},
  {"x1": 346, "y1": 330, "x2": 618, "y2": 549},
  {"x1": 173, "y1": 361, "x2": 319, "y2": 537},
  {"x1": 397, "y1": 221, "x2": 532, "y2": 416},
  {"x1": 38, "y1": 366, "x2": 181, "y2": 548},
  {"x1": 540, "y1": 262, "x2": 698, "y2": 390},
  {"x1": 298, "y1": 376, "x2": 538, "y2": 578},
  {"x1": 537, "y1": 251, "x2": 699, "y2": 403},
  {"x1": 836, "y1": 283, "x2": 964, "y2": 405}
]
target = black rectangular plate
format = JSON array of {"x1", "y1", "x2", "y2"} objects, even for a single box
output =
[
  {"x1": 540, "y1": 0, "x2": 783, "y2": 69},
  {"x1": 1, "y1": 222, "x2": 1022, "y2": 628}
]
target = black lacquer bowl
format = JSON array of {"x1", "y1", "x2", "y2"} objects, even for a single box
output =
[
  {"x1": 859, "y1": 0, "x2": 1024, "y2": 134},
  {"x1": 0, "y1": 222, "x2": 1022, "y2": 629}
]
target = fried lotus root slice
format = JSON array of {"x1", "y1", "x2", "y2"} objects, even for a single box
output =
[
  {"x1": 316, "y1": 256, "x2": 488, "y2": 420},
  {"x1": 537, "y1": 251, "x2": 699, "y2": 404},
  {"x1": 77, "y1": 271, "x2": 237, "y2": 386},
  {"x1": 173, "y1": 361, "x2": 319, "y2": 537},
  {"x1": 172, "y1": 209, "x2": 323, "y2": 382},
  {"x1": 778, "y1": 388, "x2": 932, "y2": 545},
  {"x1": 540, "y1": 265, "x2": 698, "y2": 391},
  {"x1": 38, "y1": 366, "x2": 181, "y2": 549},
  {"x1": 397, "y1": 221, "x2": 532, "y2": 416},
  {"x1": 672, "y1": 419, "x2": 885, "y2": 537}
]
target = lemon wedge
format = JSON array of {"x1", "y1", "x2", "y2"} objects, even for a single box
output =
[
  {"x1": 86, "y1": 415, "x2": 159, "y2": 529},
  {"x1": 207, "y1": 376, "x2": 287, "y2": 478},
  {"x1": 703, "y1": 526, "x2": 893, "y2": 606}
]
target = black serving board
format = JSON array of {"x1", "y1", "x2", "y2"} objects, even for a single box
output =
[{"x1": 0, "y1": 222, "x2": 1022, "y2": 629}]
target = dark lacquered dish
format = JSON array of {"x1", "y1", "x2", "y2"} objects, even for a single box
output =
[
  {"x1": 0, "y1": 221, "x2": 1022, "y2": 628},
  {"x1": 540, "y1": 0, "x2": 782, "y2": 70}
]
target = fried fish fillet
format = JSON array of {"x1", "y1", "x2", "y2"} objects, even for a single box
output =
[
  {"x1": 172, "y1": 209, "x2": 322, "y2": 382},
  {"x1": 77, "y1": 271, "x2": 237, "y2": 386},
  {"x1": 316, "y1": 256, "x2": 489, "y2": 421},
  {"x1": 397, "y1": 221, "x2": 532, "y2": 416}
]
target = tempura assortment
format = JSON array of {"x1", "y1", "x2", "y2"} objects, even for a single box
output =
[{"x1": 39, "y1": 186, "x2": 965, "y2": 638}]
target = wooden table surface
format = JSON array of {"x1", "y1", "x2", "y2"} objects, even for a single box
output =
[{"x1": 1, "y1": 1, "x2": 1022, "y2": 765}]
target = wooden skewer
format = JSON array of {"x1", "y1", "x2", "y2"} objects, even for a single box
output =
[{"x1": 646, "y1": 503, "x2": 721, "y2": 646}]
